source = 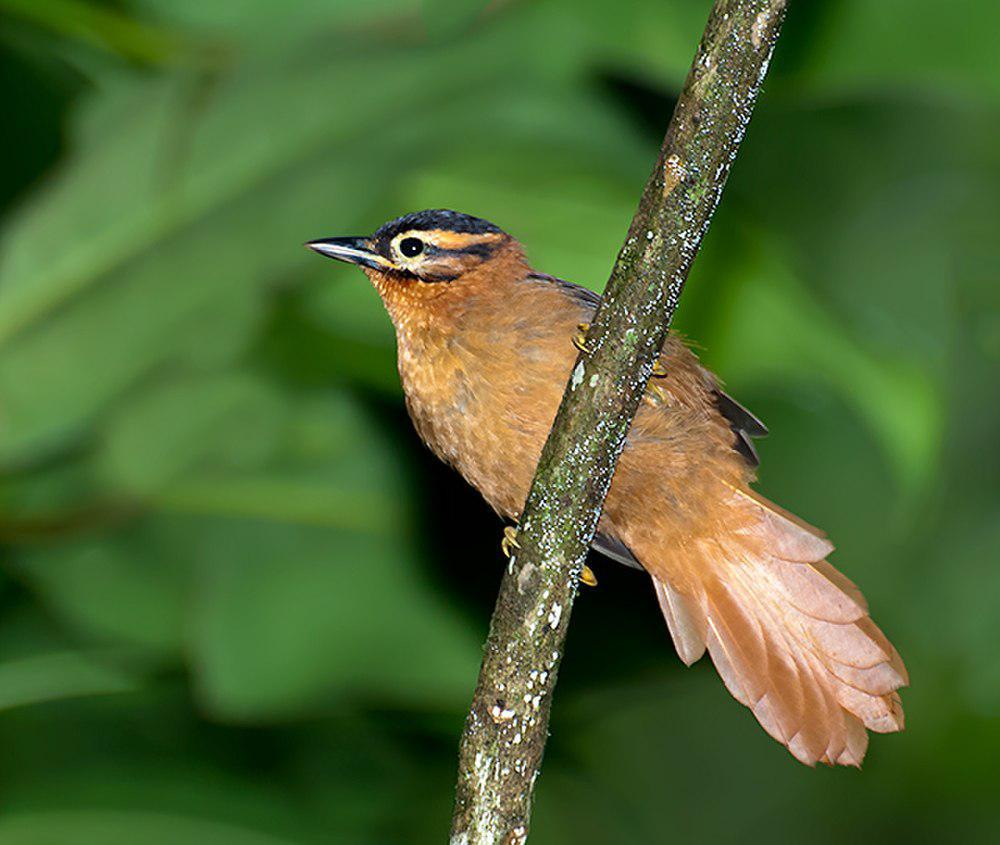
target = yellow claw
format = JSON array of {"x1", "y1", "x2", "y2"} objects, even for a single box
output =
[
  {"x1": 501, "y1": 525, "x2": 520, "y2": 558},
  {"x1": 651, "y1": 359, "x2": 668, "y2": 378},
  {"x1": 644, "y1": 382, "x2": 666, "y2": 407},
  {"x1": 580, "y1": 564, "x2": 598, "y2": 587},
  {"x1": 573, "y1": 322, "x2": 592, "y2": 354}
]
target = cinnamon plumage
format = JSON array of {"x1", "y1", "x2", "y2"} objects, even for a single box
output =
[{"x1": 307, "y1": 209, "x2": 907, "y2": 766}]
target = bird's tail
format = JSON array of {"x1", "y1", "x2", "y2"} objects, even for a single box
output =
[{"x1": 643, "y1": 485, "x2": 906, "y2": 766}]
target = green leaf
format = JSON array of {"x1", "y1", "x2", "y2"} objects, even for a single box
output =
[
  {"x1": 17, "y1": 391, "x2": 480, "y2": 716},
  {"x1": 97, "y1": 372, "x2": 286, "y2": 496},
  {"x1": 0, "y1": 651, "x2": 138, "y2": 712},
  {"x1": 801, "y1": 0, "x2": 1000, "y2": 98},
  {"x1": 0, "y1": 811, "x2": 299, "y2": 845},
  {"x1": 133, "y1": 0, "x2": 412, "y2": 52},
  {"x1": 190, "y1": 518, "x2": 479, "y2": 719},
  {"x1": 421, "y1": 0, "x2": 489, "y2": 39},
  {"x1": 709, "y1": 238, "x2": 943, "y2": 494},
  {"x1": 0, "y1": 0, "x2": 195, "y2": 66},
  {"x1": 15, "y1": 526, "x2": 190, "y2": 654}
]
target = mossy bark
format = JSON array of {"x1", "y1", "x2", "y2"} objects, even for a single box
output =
[{"x1": 450, "y1": 2, "x2": 789, "y2": 842}]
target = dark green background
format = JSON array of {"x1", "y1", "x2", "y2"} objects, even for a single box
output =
[{"x1": 1, "y1": 1, "x2": 997, "y2": 842}]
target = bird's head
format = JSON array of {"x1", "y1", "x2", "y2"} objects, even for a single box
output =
[{"x1": 306, "y1": 209, "x2": 527, "y2": 320}]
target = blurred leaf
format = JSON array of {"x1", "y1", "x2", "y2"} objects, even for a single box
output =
[
  {"x1": 191, "y1": 518, "x2": 478, "y2": 719},
  {"x1": 15, "y1": 521, "x2": 190, "y2": 653},
  {"x1": 732, "y1": 98, "x2": 998, "y2": 380},
  {"x1": 133, "y1": 0, "x2": 413, "y2": 52},
  {"x1": 98, "y1": 372, "x2": 285, "y2": 495},
  {"x1": 17, "y1": 391, "x2": 480, "y2": 716},
  {"x1": 421, "y1": 0, "x2": 488, "y2": 39},
  {"x1": 925, "y1": 510, "x2": 1000, "y2": 715},
  {"x1": 0, "y1": 811, "x2": 299, "y2": 845},
  {"x1": 802, "y1": 0, "x2": 1000, "y2": 98},
  {"x1": 0, "y1": 0, "x2": 195, "y2": 66},
  {"x1": 180, "y1": 394, "x2": 479, "y2": 717},
  {"x1": 0, "y1": 651, "x2": 138, "y2": 712},
  {"x1": 711, "y1": 237, "x2": 943, "y2": 494},
  {"x1": 567, "y1": 0, "x2": 708, "y2": 86}
]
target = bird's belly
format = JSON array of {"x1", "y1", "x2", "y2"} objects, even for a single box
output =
[
  {"x1": 398, "y1": 341, "x2": 564, "y2": 518},
  {"x1": 396, "y1": 323, "x2": 745, "y2": 537}
]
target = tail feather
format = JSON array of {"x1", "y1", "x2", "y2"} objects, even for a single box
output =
[
  {"x1": 653, "y1": 577, "x2": 707, "y2": 666},
  {"x1": 643, "y1": 490, "x2": 906, "y2": 767}
]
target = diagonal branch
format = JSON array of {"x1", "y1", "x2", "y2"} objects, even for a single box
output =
[{"x1": 450, "y1": 2, "x2": 789, "y2": 842}]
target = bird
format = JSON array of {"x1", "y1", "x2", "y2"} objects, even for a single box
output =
[{"x1": 306, "y1": 208, "x2": 907, "y2": 767}]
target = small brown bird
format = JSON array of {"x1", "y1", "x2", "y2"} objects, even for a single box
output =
[{"x1": 307, "y1": 209, "x2": 906, "y2": 766}]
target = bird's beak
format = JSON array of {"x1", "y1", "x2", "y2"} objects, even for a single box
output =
[{"x1": 305, "y1": 237, "x2": 394, "y2": 272}]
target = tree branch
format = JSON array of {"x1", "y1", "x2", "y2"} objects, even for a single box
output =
[{"x1": 449, "y1": 2, "x2": 789, "y2": 842}]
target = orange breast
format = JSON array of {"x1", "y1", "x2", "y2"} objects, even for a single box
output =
[{"x1": 396, "y1": 279, "x2": 584, "y2": 517}]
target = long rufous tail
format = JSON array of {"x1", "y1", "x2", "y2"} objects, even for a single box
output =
[{"x1": 646, "y1": 486, "x2": 906, "y2": 766}]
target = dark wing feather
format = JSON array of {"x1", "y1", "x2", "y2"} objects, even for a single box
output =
[
  {"x1": 733, "y1": 428, "x2": 760, "y2": 465},
  {"x1": 592, "y1": 533, "x2": 644, "y2": 570},
  {"x1": 527, "y1": 272, "x2": 601, "y2": 309},
  {"x1": 715, "y1": 390, "x2": 768, "y2": 437},
  {"x1": 713, "y1": 389, "x2": 768, "y2": 467}
]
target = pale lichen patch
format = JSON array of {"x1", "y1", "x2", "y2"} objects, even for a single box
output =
[
  {"x1": 516, "y1": 562, "x2": 536, "y2": 593},
  {"x1": 751, "y1": 8, "x2": 771, "y2": 49},
  {"x1": 663, "y1": 154, "x2": 687, "y2": 199},
  {"x1": 506, "y1": 825, "x2": 528, "y2": 845},
  {"x1": 490, "y1": 703, "x2": 517, "y2": 723}
]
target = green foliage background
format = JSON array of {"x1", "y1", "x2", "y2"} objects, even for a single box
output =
[{"x1": 0, "y1": 0, "x2": 998, "y2": 841}]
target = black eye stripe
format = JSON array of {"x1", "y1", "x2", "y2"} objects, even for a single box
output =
[{"x1": 425, "y1": 242, "x2": 498, "y2": 258}]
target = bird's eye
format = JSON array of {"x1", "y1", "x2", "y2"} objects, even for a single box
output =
[{"x1": 399, "y1": 237, "x2": 424, "y2": 258}]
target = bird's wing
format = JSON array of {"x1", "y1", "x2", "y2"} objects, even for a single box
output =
[
  {"x1": 526, "y1": 272, "x2": 601, "y2": 308},
  {"x1": 530, "y1": 272, "x2": 768, "y2": 468}
]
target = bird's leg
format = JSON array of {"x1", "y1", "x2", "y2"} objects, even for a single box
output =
[
  {"x1": 501, "y1": 525, "x2": 598, "y2": 587},
  {"x1": 573, "y1": 322, "x2": 592, "y2": 354},
  {"x1": 651, "y1": 359, "x2": 668, "y2": 378}
]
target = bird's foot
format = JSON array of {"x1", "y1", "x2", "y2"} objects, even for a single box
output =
[
  {"x1": 651, "y1": 359, "x2": 668, "y2": 378},
  {"x1": 573, "y1": 322, "x2": 592, "y2": 354},
  {"x1": 580, "y1": 564, "x2": 598, "y2": 587},
  {"x1": 501, "y1": 525, "x2": 520, "y2": 558}
]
